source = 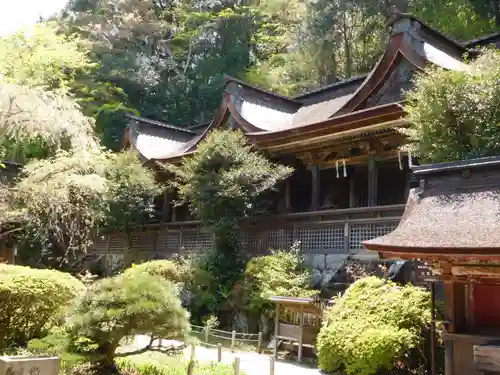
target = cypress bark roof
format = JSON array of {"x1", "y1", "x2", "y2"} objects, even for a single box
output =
[
  {"x1": 364, "y1": 156, "x2": 500, "y2": 256},
  {"x1": 123, "y1": 14, "x2": 497, "y2": 162}
]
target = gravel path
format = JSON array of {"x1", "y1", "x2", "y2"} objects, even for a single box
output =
[{"x1": 132, "y1": 335, "x2": 325, "y2": 375}]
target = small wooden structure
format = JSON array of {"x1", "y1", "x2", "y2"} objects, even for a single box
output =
[
  {"x1": 364, "y1": 156, "x2": 500, "y2": 375},
  {"x1": 270, "y1": 296, "x2": 326, "y2": 362}
]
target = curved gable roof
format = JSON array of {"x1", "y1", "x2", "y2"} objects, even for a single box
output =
[{"x1": 127, "y1": 14, "x2": 495, "y2": 162}]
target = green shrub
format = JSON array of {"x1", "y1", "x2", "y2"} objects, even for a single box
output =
[
  {"x1": 67, "y1": 271, "x2": 190, "y2": 370},
  {"x1": 28, "y1": 328, "x2": 86, "y2": 371},
  {"x1": 124, "y1": 260, "x2": 182, "y2": 282},
  {"x1": 238, "y1": 242, "x2": 317, "y2": 316},
  {"x1": 0, "y1": 264, "x2": 85, "y2": 351},
  {"x1": 166, "y1": 130, "x2": 293, "y2": 318},
  {"x1": 404, "y1": 49, "x2": 500, "y2": 163},
  {"x1": 317, "y1": 276, "x2": 431, "y2": 375}
]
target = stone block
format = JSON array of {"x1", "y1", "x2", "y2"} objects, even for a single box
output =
[
  {"x1": 312, "y1": 254, "x2": 326, "y2": 270},
  {"x1": 321, "y1": 268, "x2": 337, "y2": 288},
  {"x1": 0, "y1": 356, "x2": 60, "y2": 375},
  {"x1": 302, "y1": 254, "x2": 314, "y2": 267},
  {"x1": 325, "y1": 253, "x2": 349, "y2": 269},
  {"x1": 309, "y1": 269, "x2": 323, "y2": 288}
]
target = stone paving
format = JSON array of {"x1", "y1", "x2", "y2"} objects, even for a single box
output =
[{"x1": 132, "y1": 335, "x2": 325, "y2": 375}]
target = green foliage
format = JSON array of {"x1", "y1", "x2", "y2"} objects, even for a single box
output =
[
  {"x1": 0, "y1": 264, "x2": 85, "y2": 352},
  {"x1": 0, "y1": 82, "x2": 96, "y2": 163},
  {"x1": 317, "y1": 277, "x2": 431, "y2": 375},
  {"x1": 104, "y1": 150, "x2": 163, "y2": 230},
  {"x1": 167, "y1": 129, "x2": 292, "y2": 316},
  {"x1": 13, "y1": 149, "x2": 161, "y2": 268},
  {"x1": 168, "y1": 130, "x2": 292, "y2": 232},
  {"x1": 240, "y1": 242, "x2": 317, "y2": 316},
  {"x1": 0, "y1": 22, "x2": 91, "y2": 91},
  {"x1": 67, "y1": 271, "x2": 190, "y2": 367},
  {"x1": 412, "y1": 0, "x2": 497, "y2": 41},
  {"x1": 28, "y1": 327, "x2": 87, "y2": 371},
  {"x1": 404, "y1": 49, "x2": 500, "y2": 163},
  {"x1": 94, "y1": 104, "x2": 139, "y2": 151},
  {"x1": 124, "y1": 260, "x2": 183, "y2": 283},
  {"x1": 116, "y1": 351, "x2": 240, "y2": 375}
]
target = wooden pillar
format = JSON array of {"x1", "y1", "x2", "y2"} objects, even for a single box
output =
[
  {"x1": 274, "y1": 303, "x2": 280, "y2": 359},
  {"x1": 311, "y1": 164, "x2": 320, "y2": 210},
  {"x1": 367, "y1": 157, "x2": 378, "y2": 206},
  {"x1": 285, "y1": 179, "x2": 292, "y2": 212},
  {"x1": 444, "y1": 281, "x2": 457, "y2": 375},
  {"x1": 349, "y1": 171, "x2": 356, "y2": 208},
  {"x1": 162, "y1": 190, "x2": 170, "y2": 222},
  {"x1": 298, "y1": 305, "x2": 304, "y2": 362}
]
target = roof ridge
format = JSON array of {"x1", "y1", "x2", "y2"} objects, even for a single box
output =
[
  {"x1": 223, "y1": 75, "x2": 302, "y2": 105},
  {"x1": 293, "y1": 74, "x2": 369, "y2": 100},
  {"x1": 465, "y1": 31, "x2": 500, "y2": 47},
  {"x1": 126, "y1": 114, "x2": 196, "y2": 135}
]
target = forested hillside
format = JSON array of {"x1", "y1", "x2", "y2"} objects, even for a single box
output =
[{"x1": 2, "y1": 0, "x2": 499, "y2": 150}]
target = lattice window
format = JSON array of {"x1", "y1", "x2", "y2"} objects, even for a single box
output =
[
  {"x1": 166, "y1": 231, "x2": 181, "y2": 251},
  {"x1": 130, "y1": 231, "x2": 156, "y2": 253},
  {"x1": 181, "y1": 230, "x2": 213, "y2": 252},
  {"x1": 108, "y1": 234, "x2": 126, "y2": 253},
  {"x1": 240, "y1": 230, "x2": 261, "y2": 253},
  {"x1": 155, "y1": 230, "x2": 167, "y2": 253},
  {"x1": 91, "y1": 235, "x2": 109, "y2": 254},
  {"x1": 266, "y1": 228, "x2": 294, "y2": 251},
  {"x1": 349, "y1": 222, "x2": 398, "y2": 250},
  {"x1": 295, "y1": 225, "x2": 344, "y2": 253}
]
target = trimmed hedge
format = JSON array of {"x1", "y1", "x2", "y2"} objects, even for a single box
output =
[
  {"x1": 0, "y1": 264, "x2": 85, "y2": 351},
  {"x1": 317, "y1": 277, "x2": 431, "y2": 375},
  {"x1": 124, "y1": 260, "x2": 183, "y2": 282}
]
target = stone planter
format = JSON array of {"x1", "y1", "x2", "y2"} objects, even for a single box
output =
[{"x1": 0, "y1": 356, "x2": 60, "y2": 375}]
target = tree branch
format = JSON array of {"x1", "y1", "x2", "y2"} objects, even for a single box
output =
[{"x1": 114, "y1": 336, "x2": 156, "y2": 358}]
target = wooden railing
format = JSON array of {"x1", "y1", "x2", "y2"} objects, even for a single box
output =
[{"x1": 90, "y1": 204, "x2": 405, "y2": 269}]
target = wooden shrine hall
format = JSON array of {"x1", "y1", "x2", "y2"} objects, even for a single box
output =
[{"x1": 88, "y1": 14, "x2": 500, "y2": 271}]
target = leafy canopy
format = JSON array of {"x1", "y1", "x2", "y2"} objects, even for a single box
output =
[
  {"x1": 317, "y1": 277, "x2": 431, "y2": 375},
  {"x1": 67, "y1": 271, "x2": 190, "y2": 367},
  {"x1": 0, "y1": 83, "x2": 96, "y2": 163},
  {"x1": 13, "y1": 149, "x2": 161, "y2": 267},
  {"x1": 240, "y1": 242, "x2": 317, "y2": 316},
  {"x1": 403, "y1": 49, "x2": 500, "y2": 163},
  {"x1": 0, "y1": 22, "x2": 91, "y2": 91},
  {"x1": 166, "y1": 129, "x2": 292, "y2": 317},
  {"x1": 168, "y1": 129, "x2": 293, "y2": 230}
]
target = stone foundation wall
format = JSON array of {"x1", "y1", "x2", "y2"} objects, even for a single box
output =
[{"x1": 303, "y1": 253, "x2": 429, "y2": 291}]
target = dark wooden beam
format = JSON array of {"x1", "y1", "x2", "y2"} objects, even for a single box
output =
[
  {"x1": 311, "y1": 164, "x2": 320, "y2": 210},
  {"x1": 368, "y1": 157, "x2": 378, "y2": 206}
]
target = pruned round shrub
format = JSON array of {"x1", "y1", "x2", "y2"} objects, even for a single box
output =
[
  {"x1": 239, "y1": 242, "x2": 317, "y2": 316},
  {"x1": 124, "y1": 260, "x2": 182, "y2": 282},
  {"x1": 67, "y1": 271, "x2": 190, "y2": 370},
  {"x1": 0, "y1": 264, "x2": 85, "y2": 351},
  {"x1": 317, "y1": 276, "x2": 431, "y2": 375}
]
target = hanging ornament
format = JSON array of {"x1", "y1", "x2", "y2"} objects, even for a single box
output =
[
  {"x1": 398, "y1": 150, "x2": 403, "y2": 170},
  {"x1": 408, "y1": 150, "x2": 413, "y2": 168},
  {"x1": 335, "y1": 160, "x2": 340, "y2": 178},
  {"x1": 342, "y1": 159, "x2": 347, "y2": 177}
]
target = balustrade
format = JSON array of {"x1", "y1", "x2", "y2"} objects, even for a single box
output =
[{"x1": 91, "y1": 204, "x2": 404, "y2": 267}]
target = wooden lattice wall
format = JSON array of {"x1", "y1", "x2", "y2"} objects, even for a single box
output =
[{"x1": 90, "y1": 205, "x2": 403, "y2": 273}]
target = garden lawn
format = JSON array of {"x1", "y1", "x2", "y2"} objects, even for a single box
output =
[{"x1": 116, "y1": 351, "x2": 242, "y2": 375}]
